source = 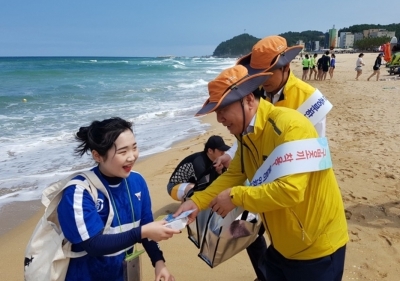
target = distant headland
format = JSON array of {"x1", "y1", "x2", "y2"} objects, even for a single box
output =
[{"x1": 213, "y1": 23, "x2": 400, "y2": 58}]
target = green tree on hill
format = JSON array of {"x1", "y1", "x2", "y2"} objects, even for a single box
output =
[
  {"x1": 212, "y1": 31, "x2": 326, "y2": 57},
  {"x1": 339, "y1": 23, "x2": 400, "y2": 38},
  {"x1": 213, "y1": 33, "x2": 260, "y2": 57},
  {"x1": 279, "y1": 30, "x2": 325, "y2": 47},
  {"x1": 353, "y1": 36, "x2": 391, "y2": 51}
]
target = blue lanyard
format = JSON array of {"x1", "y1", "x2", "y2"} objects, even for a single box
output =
[{"x1": 108, "y1": 179, "x2": 135, "y2": 256}]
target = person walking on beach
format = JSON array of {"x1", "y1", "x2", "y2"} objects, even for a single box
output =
[
  {"x1": 57, "y1": 117, "x2": 179, "y2": 281},
  {"x1": 175, "y1": 65, "x2": 349, "y2": 281},
  {"x1": 367, "y1": 53, "x2": 383, "y2": 81},
  {"x1": 166, "y1": 135, "x2": 230, "y2": 201},
  {"x1": 309, "y1": 53, "x2": 318, "y2": 80},
  {"x1": 355, "y1": 53, "x2": 365, "y2": 80},
  {"x1": 212, "y1": 35, "x2": 333, "y2": 281},
  {"x1": 320, "y1": 51, "x2": 331, "y2": 80},
  {"x1": 301, "y1": 54, "x2": 310, "y2": 81},
  {"x1": 317, "y1": 55, "x2": 323, "y2": 80},
  {"x1": 329, "y1": 53, "x2": 336, "y2": 79}
]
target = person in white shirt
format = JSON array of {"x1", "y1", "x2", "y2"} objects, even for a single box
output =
[{"x1": 355, "y1": 53, "x2": 365, "y2": 80}]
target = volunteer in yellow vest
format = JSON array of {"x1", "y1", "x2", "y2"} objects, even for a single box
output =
[{"x1": 174, "y1": 65, "x2": 348, "y2": 281}]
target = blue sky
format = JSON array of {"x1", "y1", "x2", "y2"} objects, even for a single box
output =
[{"x1": 0, "y1": 0, "x2": 397, "y2": 57}]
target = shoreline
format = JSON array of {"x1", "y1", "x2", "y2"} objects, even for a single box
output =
[
  {"x1": 0, "y1": 116, "x2": 214, "y2": 236},
  {"x1": 0, "y1": 114, "x2": 220, "y2": 234}
]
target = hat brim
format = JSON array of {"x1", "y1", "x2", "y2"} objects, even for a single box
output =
[
  {"x1": 236, "y1": 53, "x2": 252, "y2": 71},
  {"x1": 196, "y1": 72, "x2": 272, "y2": 116},
  {"x1": 237, "y1": 45, "x2": 303, "y2": 74},
  {"x1": 218, "y1": 144, "x2": 230, "y2": 151}
]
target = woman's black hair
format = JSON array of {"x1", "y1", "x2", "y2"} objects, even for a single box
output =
[
  {"x1": 359, "y1": 53, "x2": 364, "y2": 57},
  {"x1": 74, "y1": 117, "x2": 133, "y2": 158}
]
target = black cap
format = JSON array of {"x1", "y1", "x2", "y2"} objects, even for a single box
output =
[{"x1": 205, "y1": 135, "x2": 230, "y2": 151}]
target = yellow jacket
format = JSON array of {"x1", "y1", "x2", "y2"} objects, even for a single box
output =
[
  {"x1": 191, "y1": 99, "x2": 348, "y2": 260},
  {"x1": 266, "y1": 71, "x2": 315, "y2": 109}
]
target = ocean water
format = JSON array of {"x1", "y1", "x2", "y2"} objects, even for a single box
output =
[{"x1": 0, "y1": 56, "x2": 236, "y2": 209}]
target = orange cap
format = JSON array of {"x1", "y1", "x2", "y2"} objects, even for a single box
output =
[
  {"x1": 196, "y1": 65, "x2": 272, "y2": 116},
  {"x1": 237, "y1": 35, "x2": 303, "y2": 74}
]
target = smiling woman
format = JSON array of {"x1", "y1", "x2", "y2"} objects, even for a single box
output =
[{"x1": 25, "y1": 117, "x2": 180, "y2": 281}]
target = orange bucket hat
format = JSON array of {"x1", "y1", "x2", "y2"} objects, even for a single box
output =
[
  {"x1": 196, "y1": 65, "x2": 272, "y2": 116},
  {"x1": 237, "y1": 35, "x2": 303, "y2": 74}
]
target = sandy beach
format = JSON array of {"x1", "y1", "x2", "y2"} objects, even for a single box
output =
[{"x1": 1, "y1": 53, "x2": 399, "y2": 281}]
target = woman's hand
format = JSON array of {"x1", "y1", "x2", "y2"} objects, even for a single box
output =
[
  {"x1": 155, "y1": 260, "x2": 175, "y2": 281},
  {"x1": 141, "y1": 221, "x2": 180, "y2": 242}
]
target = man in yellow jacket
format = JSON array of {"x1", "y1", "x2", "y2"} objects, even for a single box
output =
[
  {"x1": 175, "y1": 65, "x2": 348, "y2": 281},
  {"x1": 213, "y1": 35, "x2": 333, "y2": 281}
]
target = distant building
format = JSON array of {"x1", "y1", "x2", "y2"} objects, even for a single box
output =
[
  {"x1": 328, "y1": 25, "x2": 339, "y2": 48},
  {"x1": 354, "y1": 32, "x2": 364, "y2": 42},
  {"x1": 324, "y1": 32, "x2": 330, "y2": 48},
  {"x1": 370, "y1": 29, "x2": 395, "y2": 39},
  {"x1": 296, "y1": 40, "x2": 305, "y2": 51},
  {"x1": 339, "y1": 32, "x2": 354, "y2": 48},
  {"x1": 314, "y1": 41, "x2": 320, "y2": 51},
  {"x1": 363, "y1": 29, "x2": 395, "y2": 39}
]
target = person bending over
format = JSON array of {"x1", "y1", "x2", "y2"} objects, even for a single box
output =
[{"x1": 167, "y1": 135, "x2": 230, "y2": 201}]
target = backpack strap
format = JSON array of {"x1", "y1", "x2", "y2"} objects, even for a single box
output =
[
  {"x1": 38, "y1": 170, "x2": 116, "y2": 260},
  {"x1": 43, "y1": 172, "x2": 86, "y2": 225},
  {"x1": 79, "y1": 171, "x2": 114, "y2": 230},
  {"x1": 43, "y1": 171, "x2": 114, "y2": 234},
  {"x1": 42, "y1": 173, "x2": 79, "y2": 207}
]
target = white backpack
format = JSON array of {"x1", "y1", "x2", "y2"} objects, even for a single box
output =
[{"x1": 24, "y1": 171, "x2": 114, "y2": 281}]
